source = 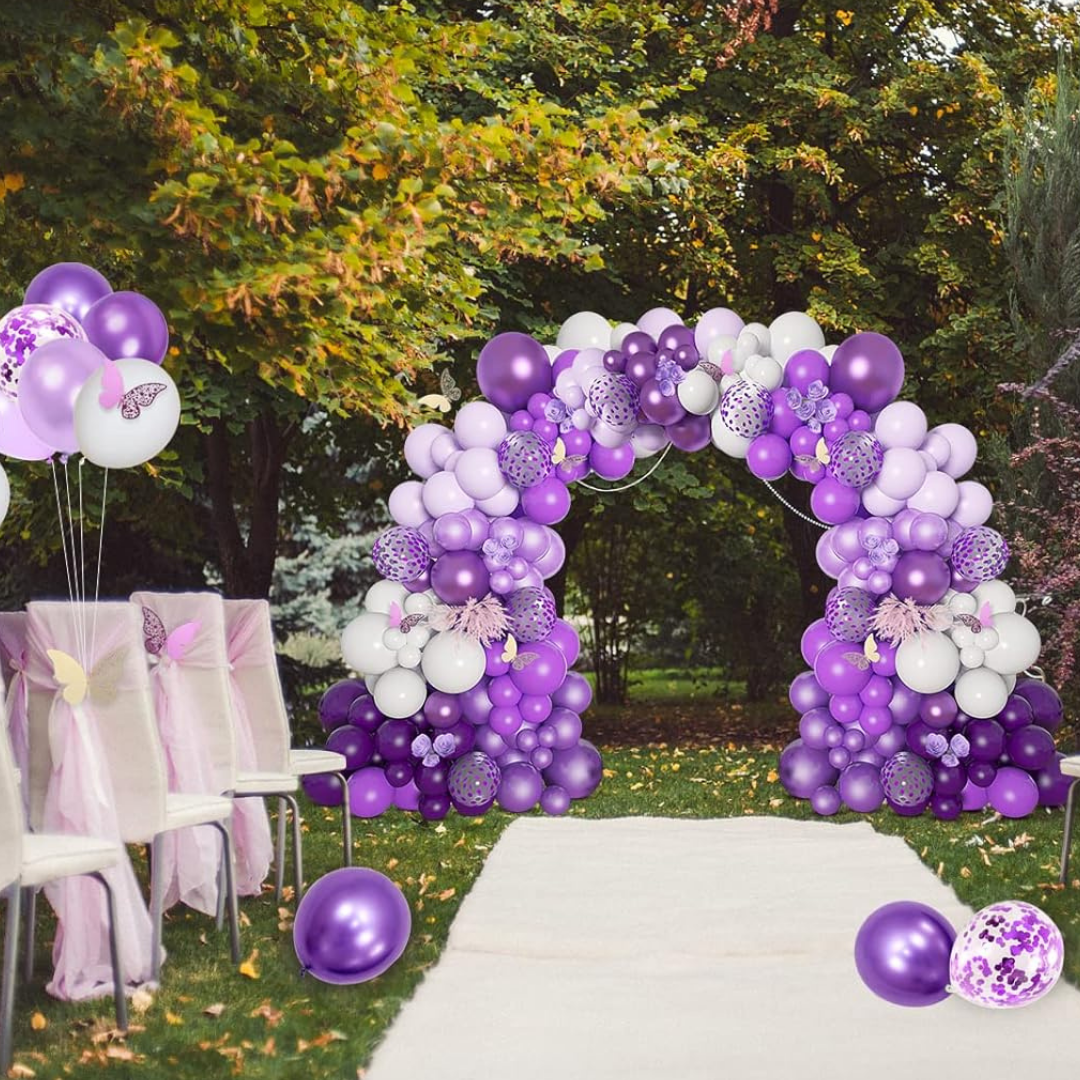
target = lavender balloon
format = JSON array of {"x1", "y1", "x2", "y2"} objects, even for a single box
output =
[
  {"x1": 17, "y1": 337, "x2": 106, "y2": 453},
  {"x1": 950, "y1": 526, "x2": 1009, "y2": 583},
  {"x1": 293, "y1": 867, "x2": 411, "y2": 984},
  {"x1": 824, "y1": 587, "x2": 877, "y2": 643},
  {"x1": 855, "y1": 901, "x2": 955, "y2": 1006},
  {"x1": 719, "y1": 379, "x2": 774, "y2": 439},
  {"x1": 372, "y1": 526, "x2": 431, "y2": 583},
  {"x1": 497, "y1": 430, "x2": 554, "y2": 488},
  {"x1": 448, "y1": 751, "x2": 501, "y2": 808},
  {"x1": 0, "y1": 304, "x2": 87, "y2": 398},
  {"x1": 826, "y1": 431, "x2": 884, "y2": 489}
]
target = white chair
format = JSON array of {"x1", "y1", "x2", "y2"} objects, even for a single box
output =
[
  {"x1": 23, "y1": 602, "x2": 240, "y2": 984},
  {"x1": 131, "y1": 592, "x2": 307, "y2": 902},
  {"x1": 223, "y1": 599, "x2": 351, "y2": 901},
  {"x1": 1058, "y1": 755, "x2": 1080, "y2": 882},
  {"x1": 0, "y1": 702, "x2": 127, "y2": 1073}
]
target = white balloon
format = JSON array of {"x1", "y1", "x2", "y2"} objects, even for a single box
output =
[
  {"x1": 973, "y1": 580, "x2": 1016, "y2": 615},
  {"x1": 951, "y1": 625, "x2": 976, "y2": 649},
  {"x1": 543, "y1": 344, "x2": 561, "y2": 361},
  {"x1": 932, "y1": 423, "x2": 978, "y2": 479},
  {"x1": 373, "y1": 666, "x2": 428, "y2": 718},
  {"x1": 959, "y1": 645, "x2": 985, "y2": 669},
  {"x1": 454, "y1": 401, "x2": 506, "y2": 450},
  {"x1": 0, "y1": 464, "x2": 8, "y2": 529},
  {"x1": 710, "y1": 411, "x2": 751, "y2": 459},
  {"x1": 388, "y1": 480, "x2": 429, "y2": 528},
  {"x1": 982, "y1": 612, "x2": 1041, "y2": 675},
  {"x1": 341, "y1": 612, "x2": 397, "y2": 675},
  {"x1": 410, "y1": 627, "x2": 432, "y2": 649},
  {"x1": 364, "y1": 673, "x2": 380, "y2": 694},
  {"x1": 895, "y1": 632, "x2": 960, "y2": 693},
  {"x1": 397, "y1": 644, "x2": 422, "y2": 669},
  {"x1": 947, "y1": 591, "x2": 978, "y2": 616},
  {"x1": 734, "y1": 330, "x2": 762, "y2": 365},
  {"x1": 1003, "y1": 674, "x2": 1017, "y2": 693},
  {"x1": 877, "y1": 447, "x2": 927, "y2": 500},
  {"x1": 610, "y1": 322, "x2": 639, "y2": 350},
  {"x1": 403, "y1": 591, "x2": 436, "y2": 615},
  {"x1": 421, "y1": 630, "x2": 486, "y2": 693},
  {"x1": 820, "y1": 345, "x2": 838, "y2": 362},
  {"x1": 768, "y1": 311, "x2": 825, "y2": 367},
  {"x1": 579, "y1": 365, "x2": 606, "y2": 392},
  {"x1": 364, "y1": 580, "x2": 408, "y2": 614},
  {"x1": 630, "y1": 424, "x2": 669, "y2": 459},
  {"x1": 382, "y1": 627, "x2": 406, "y2": 651},
  {"x1": 861, "y1": 483, "x2": 906, "y2": 518},
  {"x1": 954, "y1": 667, "x2": 1009, "y2": 719},
  {"x1": 742, "y1": 322, "x2": 771, "y2": 356},
  {"x1": 571, "y1": 348, "x2": 605, "y2": 384},
  {"x1": 557, "y1": 311, "x2": 611, "y2": 351},
  {"x1": 590, "y1": 421, "x2": 630, "y2": 448},
  {"x1": 404, "y1": 424, "x2": 447, "y2": 478},
  {"x1": 74, "y1": 359, "x2": 181, "y2": 469},
  {"x1": 476, "y1": 484, "x2": 520, "y2": 517},
  {"x1": 454, "y1": 447, "x2": 505, "y2": 500},
  {"x1": 974, "y1": 627, "x2": 999, "y2": 651},
  {"x1": 744, "y1": 354, "x2": 784, "y2": 391},
  {"x1": 676, "y1": 369, "x2": 720, "y2": 415},
  {"x1": 719, "y1": 373, "x2": 741, "y2": 393}
]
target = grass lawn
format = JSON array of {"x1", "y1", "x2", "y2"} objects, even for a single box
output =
[{"x1": 8, "y1": 711, "x2": 1079, "y2": 1079}]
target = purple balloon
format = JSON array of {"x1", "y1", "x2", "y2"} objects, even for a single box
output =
[
  {"x1": 889, "y1": 681, "x2": 922, "y2": 725},
  {"x1": 375, "y1": 719, "x2": 416, "y2": 763},
  {"x1": 961, "y1": 779, "x2": 988, "y2": 811},
  {"x1": 810, "y1": 477, "x2": 861, "y2": 526},
  {"x1": 987, "y1": 766, "x2": 1040, "y2": 818},
  {"x1": 496, "y1": 762, "x2": 545, "y2": 812},
  {"x1": 829, "y1": 747, "x2": 851, "y2": 770},
  {"x1": 393, "y1": 779, "x2": 421, "y2": 811},
  {"x1": 347, "y1": 695, "x2": 384, "y2": 733},
  {"x1": 799, "y1": 708, "x2": 835, "y2": 750},
  {"x1": 1035, "y1": 753, "x2": 1076, "y2": 807},
  {"x1": 905, "y1": 720, "x2": 937, "y2": 757},
  {"x1": 477, "y1": 332, "x2": 552, "y2": 412},
  {"x1": 770, "y1": 387, "x2": 802, "y2": 438},
  {"x1": 521, "y1": 476, "x2": 571, "y2": 525},
  {"x1": 293, "y1": 867, "x2": 411, "y2": 984},
  {"x1": 508, "y1": 639, "x2": 568, "y2": 696},
  {"x1": 784, "y1": 349, "x2": 831, "y2": 393},
  {"x1": 910, "y1": 513, "x2": 949, "y2": 552},
  {"x1": 460, "y1": 681, "x2": 493, "y2": 725},
  {"x1": 418, "y1": 792, "x2": 450, "y2": 820},
  {"x1": 423, "y1": 690, "x2": 462, "y2": 729},
  {"x1": 931, "y1": 793, "x2": 962, "y2": 820},
  {"x1": 326, "y1": 725, "x2": 376, "y2": 770},
  {"x1": 541, "y1": 739, "x2": 602, "y2": 799},
  {"x1": 838, "y1": 761, "x2": 885, "y2": 811},
  {"x1": 789, "y1": 670, "x2": 828, "y2": 713},
  {"x1": 968, "y1": 760, "x2": 997, "y2": 787},
  {"x1": 415, "y1": 761, "x2": 450, "y2": 795},
  {"x1": 520, "y1": 693, "x2": 553, "y2": 724},
  {"x1": 811, "y1": 784, "x2": 842, "y2": 815},
  {"x1": 589, "y1": 441, "x2": 635, "y2": 480},
  {"x1": 540, "y1": 784, "x2": 571, "y2": 815},
  {"x1": 1013, "y1": 679, "x2": 1064, "y2": 731},
  {"x1": 302, "y1": 771, "x2": 346, "y2": 807},
  {"x1": 829, "y1": 332, "x2": 905, "y2": 413},
  {"x1": 746, "y1": 433, "x2": 793, "y2": 480},
  {"x1": 1007, "y1": 724, "x2": 1055, "y2": 772},
  {"x1": 347, "y1": 767, "x2": 395, "y2": 819},
  {"x1": 778, "y1": 738, "x2": 840, "y2": 798},
  {"x1": 639, "y1": 378, "x2": 686, "y2": 426},
  {"x1": 965, "y1": 718, "x2": 1005, "y2": 762},
  {"x1": 932, "y1": 762, "x2": 966, "y2": 796},
  {"x1": 81, "y1": 290, "x2": 169, "y2": 364},
  {"x1": 829, "y1": 694, "x2": 862, "y2": 724},
  {"x1": 17, "y1": 337, "x2": 107, "y2": 453},
  {"x1": 859, "y1": 705, "x2": 893, "y2": 738},
  {"x1": 874, "y1": 724, "x2": 909, "y2": 758},
  {"x1": 997, "y1": 693, "x2": 1034, "y2": 733},
  {"x1": 552, "y1": 671, "x2": 591, "y2": 713},
  {"x1": 800, "y1": 619, "x2": 834, "y2": 665},
  {"x1": 318, "y1": 679, "x2": 367, "y2": 731},
  {"x1": 430, "y1": 549, "x2": 490, "y2": 604},
  {"x1": 434, "y1": 512, "x2": 473, "y2": 551},
  {"x1": 543, "y1": 707, "x2": 583, "y2": 750},
  {"x1": 23, "y1": 261, "x2": 112, "y2": 321},
  {"x1": 919, "y1": 691, "x2": 958, "y2": 731},
  {"x1": 814, "y1": 639, "x2": 872, "y2": 696},
  {"x1": 666, "y1": 412, "x2": 712, "y2": 453},
  {"x1": 547, "y1": 619, "x2": 581, "y2": 666},
  {"x1": 891, "y1": 551, "x2": 950, "y2": 605},
  {"x1": 859, "y1": 675, "x2": 893, "y2": 708},
  {"x1": 385, "y1": 760, "x2": 415, "y2": 788},
  {"x1": 854, "y1": 901, "x2": 954, "y2": 1006}
]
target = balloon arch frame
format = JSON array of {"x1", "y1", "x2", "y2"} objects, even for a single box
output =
[{"x1": 312, "y1": 307, "x2": 1069, "y2": 824}]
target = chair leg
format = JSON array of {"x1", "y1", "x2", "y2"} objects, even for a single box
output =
[
  {"x1": 281, "y1": 794, "x2": 304, "y2": 901},
  {"x1": 149, "y1": 834, "x2": 166, "y2": 984},
  {"x1": 335, "y1": 773, "x2": 352, "y2": 868},
  {"x1": 1, "y1": 882, "x2": 23, "y2": 1075},
  {"x1": 89, "y1": 872, "x2": 128, "y2": 1034},
  {"x1": 209, "y1": 822, "x2": 241, "y2": 965},
  {"x1": 274, "y1": 797, "x2": 287, "y2": 904},
  {"x1": 21, "y1": 887, "x2": 35, "y2": 982},
  {"x1": 215, "y1": 850, "x2": 226, "y2": 933},
  {"x1": 1060, "y1": 779, "x2": 1079, "y2": 884}
]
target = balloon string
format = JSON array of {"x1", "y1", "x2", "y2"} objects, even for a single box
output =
[
  {"x1": 91, "y1": 467, "x2": 109, "y2": 661},
  {"x1": 575, "y1": 443, "x2": 673, "y2": 495},
  {"x1": 50, "y1": 459, "x2": 78, "y2": 658},
  {"x1": 78, "y1": 458, "x2": 87, "y2": 668},
  {"x1": 63, "y1": 459, "x2": 85, "y2": 666},
  {"x1": 760, "y1": 479, "x2": 830, "y2": 531}
]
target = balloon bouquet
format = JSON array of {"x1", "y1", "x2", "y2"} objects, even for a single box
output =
[
  {"x1": 856, "y1": 898, "x2": 1064, "y2": 1010},
  {"x1": 0, "y1": 262, "x2": 182, "y2": 649}
]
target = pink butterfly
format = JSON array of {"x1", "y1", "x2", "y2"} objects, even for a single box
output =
[
  {"x1": 142, "y1": 606, "x2": 200, "y2": 661},
  {"x1": 978, "y1": 602, "x2": 994, "y2": 629},
  {"x1": 388, "y1": 601, "x2": 403, "y2": 628},
  {"x1": 98, "y1": 360, "x2": 168, "y2": 420}
]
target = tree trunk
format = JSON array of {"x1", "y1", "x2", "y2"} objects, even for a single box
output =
[{"x1": 547, "y1": 497, "x2": 589, "y2": 616}]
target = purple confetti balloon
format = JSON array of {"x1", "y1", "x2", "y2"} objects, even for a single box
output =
[
  {"x1": 503, "y1": 586, "x2": 557, "y2": 643},
  {"x1": 950, "y1": 526, "x2": 1009, "y2": 583},
  {"x1": 826, "y1": 431, "x2": 884, "y2": 489},
  {"x1": 824, "y1": 587, "x2": 877, "y2": 643},
  {"x1": 719, "y1": 379, "x2": 774, "y2": 439},
  {"x1": 0, "y1": 304, "x2": 87, "y2": 397},
  {"x1": 879, "y1": 751, "x2": 934, "y2": 808},
  {"x1": 372, "y1": 526, "x2": 431, "y2": 583},
  {"x1": 586, "y1": 371, "x2": 641, "y2": 433},
  {"x1": 949, "y1": 901, "x2": 1064, "y2": 1009},
  {"x1": 447, "y1": 751, "x2": 501, "y2": 808},
  {"x1": 497, "y1": 430, "x2": 554, "y2": 489}
]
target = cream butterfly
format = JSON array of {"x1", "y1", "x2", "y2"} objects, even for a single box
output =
[
  {"x1": 551, "y1": 437, "x2": 586, "y2": 468},
  {"x1": 47, "y1": 648, "x2": 126, "y2": 707},
  {"x1": 499, "y1": 634, "x2": 538, "y2": 670},
  {"x1": 417, "y1": 369, "x2": 462, "y2": 413}
]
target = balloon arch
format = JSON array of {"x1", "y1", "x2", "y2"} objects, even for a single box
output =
[{"x1": 314, "y1": 306, "x2": 1070, "y2": 824}]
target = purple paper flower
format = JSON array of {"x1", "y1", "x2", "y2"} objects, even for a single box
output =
[
  {"x1": 863, "y1": 534, "x2": 899, "y2": 568},
  {"x1": 543, "y1": 398, "x2": 575, "y2": 433},
  {"x1": 785, "y1": 380, "x2": 835, "y2": 432},
  {"x1": 412, "y1": 732, "x2": 457, "y2": 768},
  {"x1": 482, "y1": 535, "x2": 519, "y2": 568},
  {"x1": 926, "y1": 732, "x2": 970, "y2": 769},
  {"x1": 655, "y1": 357, "x2": 685, "y2": 397}
]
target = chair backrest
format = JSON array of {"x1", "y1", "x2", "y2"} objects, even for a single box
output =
[
  {"x1": 0, "y1": 716, "x2": 24, "y2": 891},
  {"x1": 129, "y1": 590, "x2": 237, "y2": 795},
  {"x1": 23, "y1": 601, "x2": 169, "y2": 841},
  {"x1": 223, "y1": 599, "x2": 291, "y2": 773}
]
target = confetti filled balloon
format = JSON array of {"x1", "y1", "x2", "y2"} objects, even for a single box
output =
[
  {"x1": 0, "y1": 303, "x2": 87, "y2": 397},
  {"x1": 824, "y1": 586, "x2": 877, "y2": 643},
  {"x1": 447, "y1": 751, "x2": 501, "y2": 809},
  {"x1": 372, "y1": 526, "x2": 431, "y2": 583},
  {"x1": 586, "y1": 371, "x2": 640, "y2": 433},
  {"x1": 879, "y1": 751, "x2": 934, "y2": 808},
  {"x1": 949, "y1": 901, "x2": 1064, "y2": 1009},
  {"x1": 950, "y1": 526, "x2": 1009, "y2": 583},
  {"x1": 497, "y1": 430, "x2": 554, "y2": 488},
  {"x1": 503, "y1": 586, "x2": 558, "y2": 643},
  {"x1": 827, "y1": 431, "x2": 884, "y2": 489},
  {"x1": 719, "y1": 379, "x2": 774, "y2": 439}
]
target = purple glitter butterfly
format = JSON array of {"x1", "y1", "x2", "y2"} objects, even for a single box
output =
[
  {"x1": 786, "y1": 380, "x2": 836, "y2": 433},
  {"x1": 411, "y1": 732, "x2": 457, "y2": 768},
  {"x1": 925, "y1": 732, "x2": 970, "y2": 769}
]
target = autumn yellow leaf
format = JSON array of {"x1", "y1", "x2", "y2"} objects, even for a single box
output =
[
  {"x1": 239, "y1": 948, "x2": 260, "y2": 980},
  {"x1": 372, "y1": 163, "x2": 389, "y2": 181},
  {"x1": 165, "y1": 1011, "x2": 183, "y2": 1026},
  {"x1": 437, "y1": 888, "x2": 456, "y2": 901},
  {"x1": 766, "y1": 769, "x2": 779, "y2": 783},
  {"x1": 29, "y1": 1012, "x2": 47, "y2": 1031}
]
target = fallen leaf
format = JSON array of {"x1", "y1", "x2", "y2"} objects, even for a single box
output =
[
  {"x1": 239, "y1": 949, "x2": 260, "y2": 980},
  {"x1": 203, "y1": 1003, "x2": 226, "y2": 1019},
  {"x1": 105, "y1": 1046, "x2": 142, "y2": 1062},
  {"x1": 131, "y1": 988, "x2": 154, "y2": 1014},
  {"x1": 29, "y1": 1013, "x2": 47, "y2": 1032},
  {"x1": 437, "y1": 888, "x2": 456, "y2": 901},
  {"x1": 766, "y1": 769, "x2": 778, "y2": 783},
  {"x1": 165, "y1": 1011, "x2": 183, "y2": 1026},
  {"x1": 8, "y1": 1064, "x2": 35, "y2": 1077},
  {"x1": 261, "y1": 1037, "x2": 276, "y2": 1056},
  {"x1": 960, "y1": 867, "x2": 972, "y2": 878},
  {"x1": 250, "y1": 1001, "x2": 283, "y2": 1028}
]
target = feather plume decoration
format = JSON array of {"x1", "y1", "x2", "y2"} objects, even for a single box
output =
[
  {"x1": 872, "y1": 596, "x2": 957, "y2": 644},
  {"x1": 428, "y1": 595, "x2": 509, "y2": 646}
]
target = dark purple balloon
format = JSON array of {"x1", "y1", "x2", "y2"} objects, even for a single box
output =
[
  {"x1": 919, "y1": 691, "x2": 958, "y2": 731},
  {"x1": 967, "y1": 761, "x2": 997, "y2": 788},
  {"x1": 932, "y1": 762, "x2": 965, "y2": 796},
  {"x1": 326, "y1": 725, "x2": 376, "y2": 771},
  {"x1": 477, "y1": 332, "x2": 553, "y2": 411},
  {"x1": 964, "y1": 718, "x2": 1005, "y2": 762},
  {"x1": 829, "y1": 332, "x2": 905, "y2": 413},
  {"x1": 1007, "y1": 724, "x2": 1055, "y2": 772},
  {"x1": 431, "y1": 550, "x2": 490, "y2": 605},
  {"x1": 442, "y1": 719, "x2": 476, "y2": 759},
  {"x1": 302, "y1": 771, "x2": 346, "y2": 807},
  {"x1": 385, "y1": 761, "x2": 415, "y2": 788},
  {"x1": 891, "y1": 551, "x2": 950, "y2": 605},
  {"x1": 415, "y1": 762, "x2": 450, "y2": 795},
  {"x1": 931, "y1": 793, "x2": 962, "y2": 820},
  {"x1": 473, "y1": 725, "x2": 509, "y2": 758},
  {"x1": 424, "y1": 690, "x2": 463, "y2": 729},
  {"x1": 418, "y1": 793, "x2": 450, "y2": 820},
  {"x1": 779, "y1": 739, "x2": 840, "y2": 799},
  {"x1": 347, "y1": 694, "x2": 384, "y2": 733},
  {"x1": 542, "y1": 739, "x2": 602, "y2": 799},
  {"x1": 1035, "y1": 753, "x2": 1076, "y2": 807},
  {"x1": 997, "y1": 694, "x2": 1034, "y2": 733},
  {"x1": 874, "y1": 724, "x2": 908, "y2": 758},
  {"x1": 640, "y1": 378, "x2": 686, "y2": 425},
  {"x1": 854, "y1": 901, "x2": 954, "y2": 1006},
  {"x1": 375, "y1": 719, "x2": 416, "y2": 763},
  {"x1": 620, "y1": 331, "x2": 656, "y2": 357},
  {"x1": 319, "y1": 679, "x2": 367, "y2": 731},
  {"x1": 667, "y1": 412, "x2": 711, "y2": 452},
  {"x1": 496, "y1": 762, "x2": 545, "y2": 812},
  {"x1": 1013, "y1": 679, "x2": 1064, "y2": 731},
  {"x1": 624, "y1": 351, "x2": 657, "y2": 387}
]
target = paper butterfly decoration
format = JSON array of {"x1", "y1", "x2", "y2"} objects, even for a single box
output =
[
  {"x1": 499, "y1": 634, "x2": 538, "y2": 670},
  {"x1": 387, "y1": 601, "x2": 427, "y2": 634},
  {"x1": 99, "y1": 360, "x2": 168, "y2": 420},
  {"x1": 142, "y1": 607, "x2": 201, "y2": 661},
  {"x1": 952, "y1": 602, "x2": 995, "y2": 634},
  {"x1": 47, "y1": 648, "x2": 126, "y2": 707},
  {"x1": 417, "y1": 369, "x2": 462, "y2": 413},
  {"x1": 551, "y1": 437, "x2": 587, "y2": 468},
  {"x1": 697, "y1": 361, "x2": 724, "y2": 383},
  {"x1": 793, "y1": 438, "x2": 831, "y2": 473},
  {"x1": 843, "y1": 634, "x2": 881, "y2": 671}
]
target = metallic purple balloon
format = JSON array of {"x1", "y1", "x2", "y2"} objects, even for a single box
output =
[
  {"x1": 854, "y1": 901, "x2": 954, "y2": 1006},
  {"x1": 799, "y1": 708, "x2": 835, "y2": 750},
  {"x1": 347, "y1": 767, "x2": 395, "y2": 818},
  {"x1": 789, "y1": 670, "x2": 828, "y2": 713},
  {"x1": 779, "y1": 738, "x2": 840, "y2": 798},
  {"x1": 639, "y1": 377, "x2": 685, "y2": 425},
  {"x1": 829, "y1": 332, "x2": 905, "y2": 413},
  {"x1": 318, "y1": 679, "x2": 368, "y2": 731},
  {"x1": 430, "y1": 549, "x2": 490, "y2": 604},
  {"x1": 542, "y1": 739, "x2": 602, "y2": 799},
  {"x1": 540, "y1": 783, "x2": 571, "y2": 815},
  {"x1": 81, "y1": 290, "x2": 169, "y2": 363},
  {"x1": 293, "y1": 867, "x2": 411, "y2": 984},
  {"x1": 552, "y1": 671, "x2": 591, "y2": 713},
  {"x1": 667, "y1": 413, "x2": 712, "y2": 453},
  {"x1": 810, "y1": 784, "x2": 842, "y2": 815},
  {"x1": 910, "y1": 512, "x2": 949, "y2": 552},
  {"x1": 891, "y1": 550, "x2": 950, "y2": 605},
  {"x1": 23, "y1": 261, "x2": 112, "y2": 321},
  {"x1": 496, "y1": 761, "x2": 544, "y2": 812},
  {"x1": 476, "y1": 332, "x2": 553, "y2": 411},
  {"x1": 919, "y1": 691, "x2": 958, "y2": 730},
  {"x1": 838, "y1": 761, "x2": 885, "y2": 811}
]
